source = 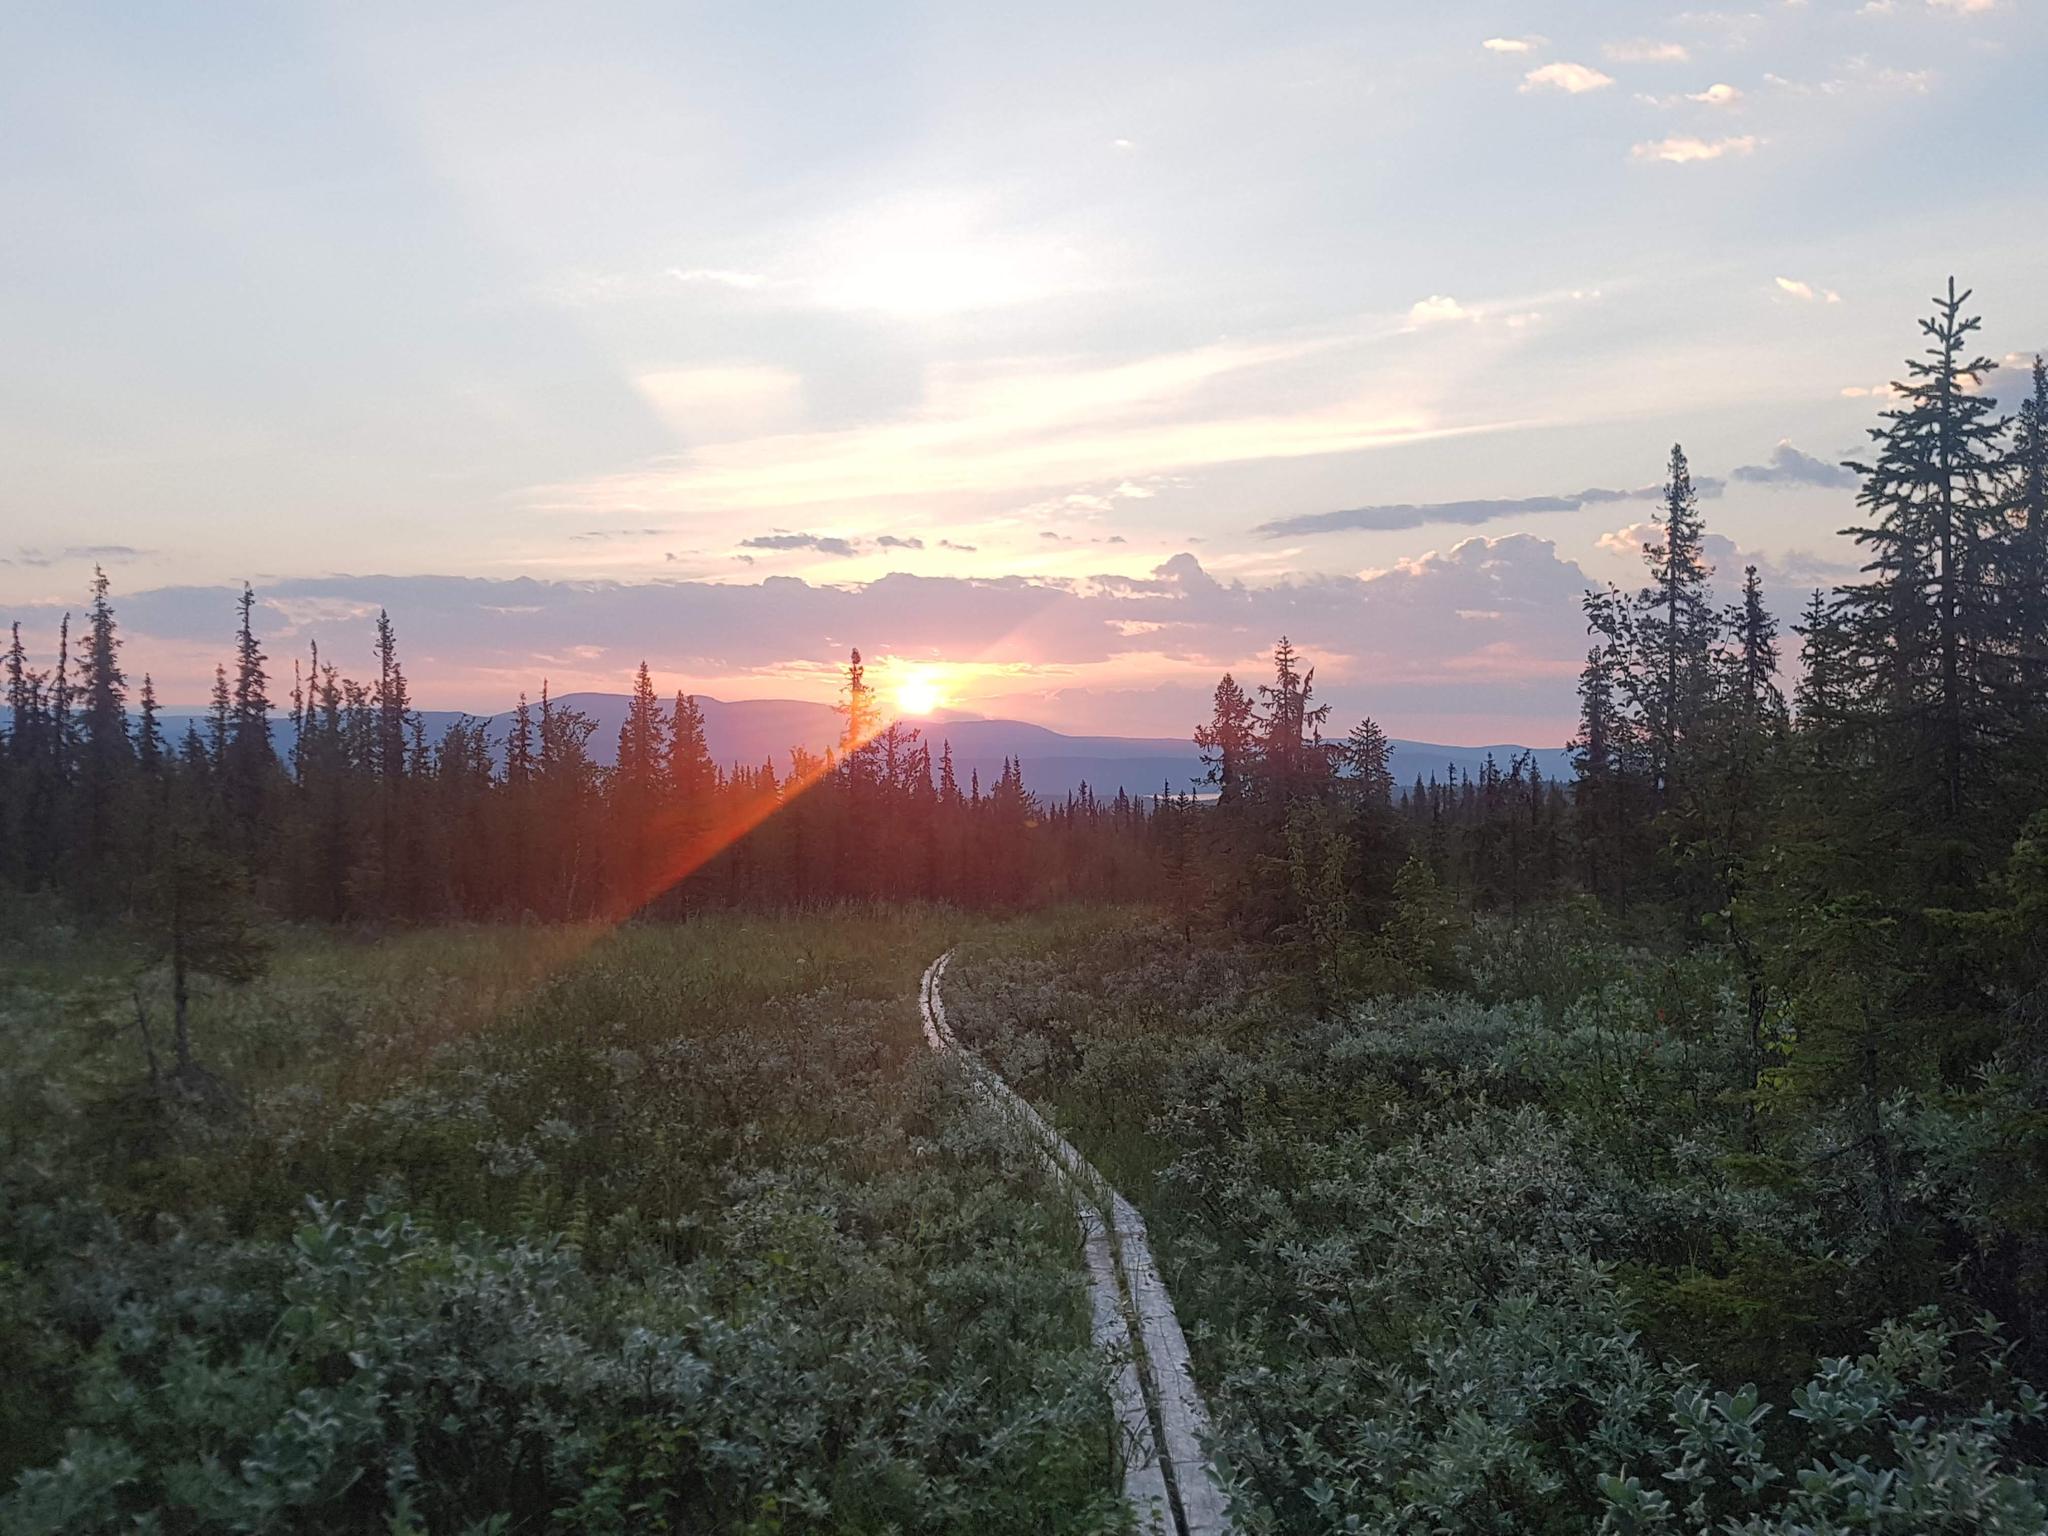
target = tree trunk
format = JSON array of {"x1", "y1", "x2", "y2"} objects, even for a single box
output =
[{"x1": 171, "y1": 881, "x2": 193, "y2": 1074}]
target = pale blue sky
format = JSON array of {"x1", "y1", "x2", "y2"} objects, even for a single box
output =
[{"x1": 3, "y1": 1, "x2": 2043, "y2": 740}]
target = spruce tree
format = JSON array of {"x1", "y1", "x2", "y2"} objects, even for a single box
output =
[
  {"x1": 616, "y1": 661, "x2": 665, "y2": 791},
  {"x1": 372, "y1": 609, "x2": 412, "y2": 785},
  {"x1": 1633, "y1": 444, "x2": 1716, "y2": 800},
  {"x1": 1840, "y1": 278, "x2": 2012, "y2": 837},
  {"x1": 223, "y1": 584, "x2": 274, "y2": 850},
  {"x1": 1342, "y1": 717, "x2": 1394, "y2": 807},
  {"x1": 2008, "y1": 355, "x2": 2048, "y2": 718},
  {"x1": 206, "y1": 664, "x2": 231, "y2": 772},
  {"x1": 1254, "y1": 638, "x2": 1332, "y2": 804},
  {"x1": 76, "y1": 568, "x2": 133, "y2": 884},
  {"x1": 1195, "y1": 673, "x2": 1256, "y2": 806},
  {"x1": 135, "y1": 674, "x2": 164, "y2": 775}
]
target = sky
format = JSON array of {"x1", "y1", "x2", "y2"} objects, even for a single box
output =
[{"x1": 3, "y1": 0, "x2": 2044, "y2": 745}]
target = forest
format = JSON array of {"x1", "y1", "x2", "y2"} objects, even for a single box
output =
[{"x1": 2, "y1": 281, "x2": 2047, "y2": 1532}]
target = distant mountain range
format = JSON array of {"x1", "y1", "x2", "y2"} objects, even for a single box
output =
[{"x1": 41, "y1": 693, "x2": 1575, "y2": 801}]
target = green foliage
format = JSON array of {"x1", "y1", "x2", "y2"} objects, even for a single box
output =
[
  {"x1": 0, "y1": 913, "x2": 1129, "y2": 1534},
  {"x1": 947, "y1": 916, "x2": 2048, "y2": 1535}
]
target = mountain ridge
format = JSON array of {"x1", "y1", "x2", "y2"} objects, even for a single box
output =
[{"x1": 30, "y1": 693, "x2": 1575, "y2": 800}]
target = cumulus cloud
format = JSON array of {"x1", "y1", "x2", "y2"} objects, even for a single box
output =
[
  {"x1": 1729, "y1": 440, "x2": 1859, "y2": 489},
  {"x1": 1600, "y1": 521, "x2": 1861, "y2": 595},
  {"x1": 1689, "y1": 82, "x2": 1742, "y2": 104},
  {"x1": 28, "y1": 546, "x2": 1603, "y2": 739},
  {"x1": 1483, "y1": 35, "x2": 1546, "y2": 53},
  {"x1": 1632, "y1": 134, "x2": 1759, "y2": 163},
  {"x1": 1775, "y1": 276, "x2": 1842, "y2": 303},
  {"x1": 1255, "y1": 477, "x2": 1727, "y2": 538},
  {"x1": 1605, "y1": 39, "x2": 1691, "y2": 62},
  {"x1": 1926, "y1": 0, "x2": 1997, "y2": 13},
  {"x1": 1522, "y1": 62, "x2": 1616, "y2": 93}
]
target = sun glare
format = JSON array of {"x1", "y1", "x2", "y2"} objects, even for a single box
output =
[{"x1": 896, "y1": 672, "x2": 943, "y2": 715}]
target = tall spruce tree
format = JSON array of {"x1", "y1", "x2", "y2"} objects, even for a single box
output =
[
  {"x1": 1634, "y1": 444, "x2": 1717, "y2": 800},
  {"x1": 222, "y1": 584, "x2": 273, "y2": 848},
  {"x1": 1840, "y1": 279, "x2": 2012, "y2": 840},
  {"x1": 76, "y1": 567, "x2": 133, "y2": 883}
]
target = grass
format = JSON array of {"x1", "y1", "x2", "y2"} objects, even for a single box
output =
[{"x1": 0, "y1": 902, "x2": 1136, "y2": 1534}]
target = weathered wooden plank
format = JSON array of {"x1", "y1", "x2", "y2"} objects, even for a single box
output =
[{"x1": 919, "y1": 951, "x2": 1237, "y2": 1536}]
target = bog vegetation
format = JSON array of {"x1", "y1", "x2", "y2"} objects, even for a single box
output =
[{"x1": 3, "y1": 282, "x2": 2047, "y2": 1531}]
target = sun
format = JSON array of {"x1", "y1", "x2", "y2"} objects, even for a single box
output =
[{"x1": 896, "y1": 672, "x2": 943, "y2": 716}]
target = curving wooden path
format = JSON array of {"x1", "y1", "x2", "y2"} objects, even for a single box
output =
[{"x1": 919, "y1": 952, "x2": 1236, "y2": 1536}]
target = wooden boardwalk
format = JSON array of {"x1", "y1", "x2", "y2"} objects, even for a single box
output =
[{"x1": 919, "y1": 952, "x2": 1236, "y2": 1536}]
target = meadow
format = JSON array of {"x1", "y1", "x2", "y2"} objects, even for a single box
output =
[
  {"x1": 7, "y1": 895, "x2": 2048, "y2": 1534},
  {"x1": 944, "y1": 909, "x2": 2048, "y2": 1534},
  {"x1": 0, "y1": 902, "x2": 1131, "y2": 1534}
]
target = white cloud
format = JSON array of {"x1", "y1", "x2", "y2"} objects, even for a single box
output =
[
  {"x1": 1689, "y1": 82, "x2": 1743, "y2": 105},
  {"x1": 541, "y1": 338, "x2": 1478, "y2": 520},
  {"x1": 1605, "y1": 39, "x2": 1692, "y2": 62},
  {"x1": 1775, "y1": 276, "x2": 1843, "y2": 303},
  {"x1": 1927, "y1": 0, "x2": 1997, "y2": 13},
  {"x1": 1631, "y1": 134, "x2": 1760, "y2": 163},
  {"x1": 1409, "y1": 294, "x2": 1476, "y2": 326},
  {"x1": 1482, "y1": 35, "x2": 1546, "y2": 53},
  {"x1": 1521, "y1": 61, "x2": 1616, "y2": 93},
  {"x1": 1841, "y1": 384, "x2": 1897, "y2": 398}
]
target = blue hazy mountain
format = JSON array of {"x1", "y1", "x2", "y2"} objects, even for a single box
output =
[{"x1": 78, "y1": 693, "x2": 1575, "y2": 801}]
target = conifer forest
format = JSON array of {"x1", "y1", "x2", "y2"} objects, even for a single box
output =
[{"x1": 7, "y1": 261, "x2": 2048, "y2": 1530}]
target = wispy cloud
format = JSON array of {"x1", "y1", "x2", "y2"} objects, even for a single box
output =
[
  {"x1": 1605, "y1": 39, "x2": 1691, "y2": 62},
  {"x1": 8, "y1": 544, "x2": 151, "y2": 568},
  {"x1": 1521, "y1": 62, "x2": 1616, "y2": 94},
  {"x1": 1482, "y1": 35, "x2": 1545, "y2": 53},
  {"x1": 1775, "y1": 276, "x2": 1842, "y2": 303},
  {"x1": 739, "y1": 532, "x2": 861, "y2": 557},
  {"x1": 733, "y1": 531, "x2": 929, "y2": 558},
  {"x1": 1631, "y1": 134, "x2": 1760, "y2": 163},
  {"x1": 1409, "y1": 294, "x2": 1476, "y2": 326},
  {"x1": 1255, "y1": 477, "x2": 1727, "y2": 538},
  {"x1": 534, "y1": 337, "x2": 1483, "y2": 521}
]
